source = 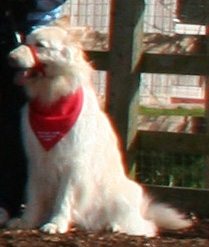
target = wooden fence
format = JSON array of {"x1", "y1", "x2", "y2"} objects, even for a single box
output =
[{"x1": 87, "y1": 0, "x2": 209, "y2": 218}]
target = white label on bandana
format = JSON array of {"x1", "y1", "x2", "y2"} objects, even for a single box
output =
[{"x1": 37, "y1": 131, "x2": 61, "y2": 142}]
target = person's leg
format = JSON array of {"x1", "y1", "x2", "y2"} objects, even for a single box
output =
[{"x1": 0, "y1": 60, "x2": 27, "y2": 225}]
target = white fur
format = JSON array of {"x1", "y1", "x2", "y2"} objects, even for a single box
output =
[{"x1": 8, "y1": 26, "x2": 192, "y2": 236}]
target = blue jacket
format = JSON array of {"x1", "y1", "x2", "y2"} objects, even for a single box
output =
[
  {"x1": 28, "y1": 0, "x2": 66, "y2": 31},
  {"x1": 17, "y1": 0, "x2": 67, "y2": 33}
]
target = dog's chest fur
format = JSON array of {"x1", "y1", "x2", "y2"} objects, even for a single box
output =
[{"x1": 22, "y1": 84, "x2": 124, "y2": 228}]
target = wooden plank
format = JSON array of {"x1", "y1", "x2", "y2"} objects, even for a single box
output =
[
  {"x1": 138, "y1": 53, "x2": 209, "y2": 76},
  {"x1": 130, "y1": 130, "x2": 209, "y2": 155},
  {"x1": 85, "y1": 52, "x2": 209, "y2": 76},
  {"x1": 131, "y1": 4, "x2": 145, "y2": 72},
  {"x1": 127, "y1": 88, "x2": 140, "y2": 177},
  {"x1": 86, "y1": 51, "x2": 109, "y2": 71},
  {"x1": 146, "y1": 185, "x2": 209, "y2": 218},
  {"x1": 107, "y1": 0, "x2": 144, "y2": 147},
  {"x1": 204, "y1": 77, "x2": 209, "y2": 188},
  {"x1": 127, "y1": 88, "x2": 140, "y2": 149}
]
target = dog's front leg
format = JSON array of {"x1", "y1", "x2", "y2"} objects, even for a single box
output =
[
  {"x1": 40, "y1": 199, "x2": 72, "y2": 234},
  {"x1": 41, "y1": 171, "x2": 73, "y2": 234}
]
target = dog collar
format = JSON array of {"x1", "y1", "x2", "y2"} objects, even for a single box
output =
[
  {"x1": 29, "y1": 88, "x2": 84, "y2": 151},
  {"x1": 25, "y1": 44, "x2": 46, "y2": 77}
]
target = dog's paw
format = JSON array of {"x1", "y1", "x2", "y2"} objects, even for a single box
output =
[
  {"x1": 41, "y1": 223, "x2": 59, "y2": 234},
  {"x1": 0, "y1": 208, "x2": 9, "y2": 226},
  {"x1": 41, "y1": 222, "x2": 69, "y2": 234},
  {"x1": 111, "y1": 224, "x2": 125, "y2": 233}
]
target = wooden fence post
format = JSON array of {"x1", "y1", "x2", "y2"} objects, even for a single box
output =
[
  {"x1": 204, "y1": 26, "x2": 209, "y2": 188},
  {"x1": 107, "y1": 0, "x2": 145, "y2": 154},
  {"x1": 204, "y1": 79, "x2": 209, "y2": 188}
]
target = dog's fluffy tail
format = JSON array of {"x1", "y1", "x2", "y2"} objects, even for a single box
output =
[{"x1": 143, "y1": 196, "x2": 193, "y2": 230}]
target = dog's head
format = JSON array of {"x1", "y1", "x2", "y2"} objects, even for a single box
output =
[
  {"x1": 9, "y1": 26, "x2": 88, "y2": 79},
  {"x1": 8, "y1": 23, "x2": 94, "y2": 102}
]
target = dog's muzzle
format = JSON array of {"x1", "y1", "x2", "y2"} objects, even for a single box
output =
[
  {"x1": 25, "y1": 44, "x2": 46, "y2": 77},
  {"x1": 9, "y1": 44, "x2": 46, "y2": 78}
]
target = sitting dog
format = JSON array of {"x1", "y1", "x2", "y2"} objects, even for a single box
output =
[{"x1": 8, "y1": 23, "x2": 192, "y2": 236}]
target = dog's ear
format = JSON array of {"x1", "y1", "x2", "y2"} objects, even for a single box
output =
[
  {"x1": 65, "y1": 27, "x2": 93, "y2": 47},
  {"x1": 49, "y1": 15, "x2": 71, "y2": 29}
]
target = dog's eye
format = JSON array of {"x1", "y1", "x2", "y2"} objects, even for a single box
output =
[{"x1": 35, "y1": 42, "x2": 46, "y2": 48}]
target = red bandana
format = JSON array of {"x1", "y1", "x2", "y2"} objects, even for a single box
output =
[{"x1": 29, "y1": 88, "x2": 84, "y2": 151}]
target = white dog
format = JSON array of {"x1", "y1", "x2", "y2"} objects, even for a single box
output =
[{"x1": 8, "y1": 24, "x2": 192, "y2": 236}]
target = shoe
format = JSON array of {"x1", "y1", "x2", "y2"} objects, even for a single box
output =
[{"x1": 0, "y1": 207, "x2": 9, "y2": 226}]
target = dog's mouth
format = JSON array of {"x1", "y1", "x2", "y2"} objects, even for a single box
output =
[
  {"x1": 15, "y1": 66, "x2": 46, "y2": 86},
  {"x1": 25, "y1": 67, "x2": 45, "y2": 77},
  {"x1": 15, "y1": 44, "x2": 47, "y2": 86}
]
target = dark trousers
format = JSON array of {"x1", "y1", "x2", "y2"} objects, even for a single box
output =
[{"x1": 0, "y1": 44, "x2": 27, "y2": 217}]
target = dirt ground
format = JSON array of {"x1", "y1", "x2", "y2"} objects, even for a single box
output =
[{"x1": 0, "y1": 218, "x2": 209, "y2": 247}]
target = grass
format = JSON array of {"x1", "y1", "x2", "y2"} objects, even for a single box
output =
[
  {"x1": 137, "y1": 105, "x2": 206, "y2": 188},
  {"x1": 139, "y1": 106, "x2": 205, "y2": 117},
  {"x1": 137, "y1": 151, "x2": 205, "y2": 188}
]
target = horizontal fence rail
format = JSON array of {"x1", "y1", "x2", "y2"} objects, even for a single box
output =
[{"x1": 130, "y1": 130, "x2": 209, "y2": 155}]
